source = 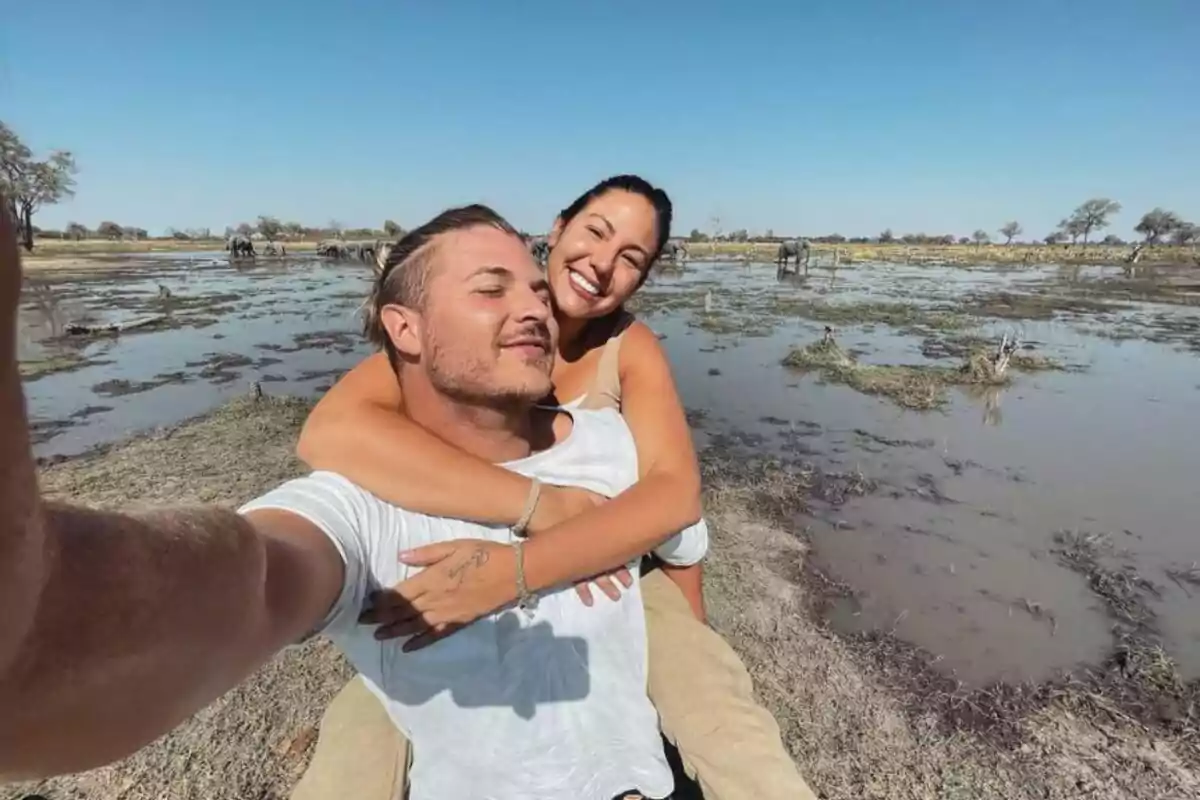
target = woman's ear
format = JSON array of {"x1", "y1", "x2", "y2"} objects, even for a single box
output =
[
  {"x1": 547, "y1": 216, "x2": 565, "y2": 249},
  {"x1": 379, "y1": 304, "x2": 422, "y2": 359}
]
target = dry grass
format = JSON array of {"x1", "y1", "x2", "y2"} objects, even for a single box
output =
[
  {"x1": 780, "y1": 335, "x2": 1063, "y2": 410},
  {"x1": 8, "y1": 396, "x2": 1199, "y2": 800},
  {"x1": 686, "y1": 241, "x2": 1198, "y2": 267}
]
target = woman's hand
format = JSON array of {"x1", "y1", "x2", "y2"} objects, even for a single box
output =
[
  {"x1": 530, "y1": 486, "x2": 634, "y2": 605},
  {"x1": 359, "y1": 540, "x2": 518, "y2": 651},
  {"x1": 527, "y1": 484, "x2": 606, "y2": 534}
]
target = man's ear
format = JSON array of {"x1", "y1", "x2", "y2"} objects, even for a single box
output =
[
  {"x1": 547, "y1": 216, "x2": 565, "y2": 249},
  {"x1": 379, "y1": 304, "x2": 422, "y2": 359}
]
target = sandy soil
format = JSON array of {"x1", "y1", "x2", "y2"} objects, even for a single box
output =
[{"x1": 8, "y1": 395, "x2": 1199, "y2": 800}]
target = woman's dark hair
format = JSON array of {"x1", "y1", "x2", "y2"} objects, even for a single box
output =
[{"x1": 557, "y1": 174, "x2": 673, "y2": 263}]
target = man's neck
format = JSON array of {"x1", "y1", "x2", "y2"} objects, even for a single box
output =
[{"x1": 400, "y1": 376, "x2": 537, "y2": 464}]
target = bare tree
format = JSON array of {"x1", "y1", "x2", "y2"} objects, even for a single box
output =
[
  {"x1": 1133, "y1": 208, "x2": 1182, "y2": 244},
  {"x1": 971, "y1": 229, "x2": 990, "y2": 247},
  {"x1": 1043, "y1": 231, "x2": 1067, "y2": 245},
  {"x1": 328, "y1": 219, "x2": 345, "y2": 240},
  {"x1": 878, "y1": 228, "x2": 894, "y2": 244},
  {"x1": 235, "y1": 222, "x2": 254, "y2": 237},
  {"x1": 256, "y1": 215, "x2": 282, "y2": 243},
  {"x1": 998, "y1": 221, "x2": 1022, "y2": 245},
  {"x1": 1067, "y1": 198, "x2": 1121, "y2": 244}
]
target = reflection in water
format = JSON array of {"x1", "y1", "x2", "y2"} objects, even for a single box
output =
[{"x1": 962, "y1": 384, "x2": 1006, "y2": 427}]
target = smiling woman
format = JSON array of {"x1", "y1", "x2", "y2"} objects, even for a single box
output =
[{"x1": 294, "y1": 175, "x2": 816, "y2": 800}]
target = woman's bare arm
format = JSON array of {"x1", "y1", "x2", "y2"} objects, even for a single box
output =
[
  {"x1": 523, "y1": 322, "x2": 706, "y2": 607},
  {"x1": 297, "y1": 352, "x2": 581, "y2": 531}
]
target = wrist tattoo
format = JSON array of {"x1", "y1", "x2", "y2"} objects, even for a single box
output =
[{"x1": 445, "y1": 545, "x2": 490, "y2": 590}]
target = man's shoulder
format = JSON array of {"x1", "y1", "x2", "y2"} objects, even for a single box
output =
[{"x1": 239, "y1": 471, "x2": 369, "y2": 514}]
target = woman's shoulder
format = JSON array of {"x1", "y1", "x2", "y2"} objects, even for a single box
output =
[{"x1": 616, "y1": 317, "x2": 665, "y2": 358}]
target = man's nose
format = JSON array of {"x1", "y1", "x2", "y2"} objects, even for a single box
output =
[{"x1": 515, "y1": 286, "x2": 551, "y2": 323}]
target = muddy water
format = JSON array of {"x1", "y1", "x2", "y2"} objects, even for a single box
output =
[
  {"x1": 21, "y1": 253, "x2": 376, "y2": 456},
  {"x1": 21, "y1": 254, "x2": 1200, "y2": 687}
]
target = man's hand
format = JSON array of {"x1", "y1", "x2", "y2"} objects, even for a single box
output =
[{"x1": 360, "y1": 539, "x2": 519, "y2": 650}]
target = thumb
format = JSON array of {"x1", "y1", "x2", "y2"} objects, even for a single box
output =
[{"x1": 398, "y1": 541, "x2": 460, "y2": 566}]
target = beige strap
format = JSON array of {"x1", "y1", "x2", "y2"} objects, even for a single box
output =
[{"x1": 577, "y1": 312, "x2": 635, "y2": 411}]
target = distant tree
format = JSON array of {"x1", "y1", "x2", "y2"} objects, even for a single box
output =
[
  {"x1": 383, "y1": 219, "x2": 403, "y2": 237},
  {"x1": 1067, "y1": 198, "x2": 1121, "y2": 244},
  {"x1": 256, "y1": 215, "x2": 283, "y2": 242},
  {"x1": 167, "y1": 228, "x2": 191, "y2": 240},
  {"x1": 65, "y1": 221, "x2": 88, "y2": 241},
  {"x1": 878, "y1": 228, "x2": 894, "y2": 244},
  {"x1": 235, "y1": 222, "x2": 254, "y2": 237},
  {"x1": 189, "y1": 227, "x2": 212, "y2": 240},
  {"x1": 1057, "y1": 217, "x2": 1086, "y2": 245},
  {"x1": 1170, "y1": 222, "x2": 1197, "y2": 247},
  {"x1": 939, "y1": 234, "x2": 956, "y2": 246},
  {"x1": 1043, "y1": 231, "x2": 1067, "y2": 245},
  {"x1": 0, "y1": 122, "x2": 78, "y2": 251},
  {"x1": 328, "y1": 219, "x2": 345, "y2": 239},
  {"x1": 97, "y1": 221, "x2": 123, "y2": 240},
  {"x1": 765, "y1": 228, "x2": 774, "y2": 239},
  {"x1": 957, "y1": 236, "x2": 970, "y2": 246},
  {"x1": 730, "y1": 228, "x2": 748, "y2": 242},
  {"x1": 1101, "y1": 234, "x2": 1124, "y2": 246},
  {"x1": 826, "y1": 233, "x2": 846, "y2": 244},
  {"x1": 971, "y1": 230, "x2": 990, "y2": 247},
  {"x1": 121, "y1": 226, "x2": 147, "y2": 240},
  {"x1": 688, "y1": 228, "x2": 706, "y2": 242},
  {"x1": 999, "y1": 221, "x2": 1022, "y2": 245},
  {"x1": 1133, "y1": 208, "x2": 1182, "y2": 244}
]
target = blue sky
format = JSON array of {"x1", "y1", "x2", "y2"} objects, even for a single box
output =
[{"x1": 2, "y1": 0, "x2": 1197, "y2": 239}]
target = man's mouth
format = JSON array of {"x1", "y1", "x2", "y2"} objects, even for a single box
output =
[
  {"x1": 501, "y1": 335, "x2": 551, "y2": 355},
  {"x1": 567, "y1": 269, "x2": 602, "y2": 299}
]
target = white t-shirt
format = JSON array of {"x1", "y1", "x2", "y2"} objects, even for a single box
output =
[{"x1": 240, "y1": 406, "x2": 707, "y2": 800}]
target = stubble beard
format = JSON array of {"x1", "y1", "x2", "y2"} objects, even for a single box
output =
[{"x1": 425, "y1": 332, "x2": 552, "y2": 411}]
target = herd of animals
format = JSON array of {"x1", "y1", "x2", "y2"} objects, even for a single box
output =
[{"x1": 223, "y1": 232, "x2": 811, "y2": 273}]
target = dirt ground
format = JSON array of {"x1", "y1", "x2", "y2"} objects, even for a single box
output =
[{"x1": 9, "y1": 395, "x2": 1200, "y2": 800}]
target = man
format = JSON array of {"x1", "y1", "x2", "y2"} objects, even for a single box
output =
[{"x1": 0, "y1": 201, "x2": 706, "y2": 800}]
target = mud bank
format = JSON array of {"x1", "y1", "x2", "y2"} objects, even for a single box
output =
[{"x1": 10, "y1": 395, "x2": 1197, "y2": 800}]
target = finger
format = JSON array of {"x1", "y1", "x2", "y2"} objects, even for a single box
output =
[
  {"x1": 575, "y1": 582, "x2": 594, "y2": 606},
  {"x1": 397, "y1": 542, "x2": 459, "y2": 566},
  {"x1": 403, "y1": 622, "x2": 464, "y2": 652},
  {"x1": 593, "y1": 575, "x2": 622, "y2": 602},
  {"x1": 616, "y1": 567, "x2": 634, "y2": 588},
  {"x1": 374, "y1": 615, "x2": 432, "y2": 641},
  {"x1": 362, "y1": 589, "x2": 433, "y2": 623}
]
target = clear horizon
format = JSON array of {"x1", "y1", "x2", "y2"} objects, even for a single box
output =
[{"x1": 3, "y1": 0, "x2": 1197, "y2": 239}]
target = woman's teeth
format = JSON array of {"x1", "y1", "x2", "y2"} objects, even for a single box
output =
[{"x1": 569, "y1": 270, "x2": 600, "y2": 297}]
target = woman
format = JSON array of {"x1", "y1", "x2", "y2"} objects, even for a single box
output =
[{"x1": 293, "y1": 175, "x2": 815, "y2": 800}]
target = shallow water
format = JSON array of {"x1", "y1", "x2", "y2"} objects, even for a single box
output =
[{"x1": 21, "y1": 254, "x2": 1200, "y2": 686}]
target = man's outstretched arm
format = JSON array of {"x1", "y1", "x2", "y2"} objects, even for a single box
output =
[{"x1": 0, "y1": 200, "x2": 344, "y2": 781}]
